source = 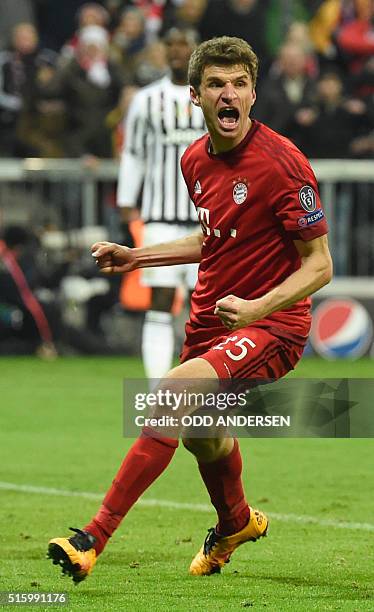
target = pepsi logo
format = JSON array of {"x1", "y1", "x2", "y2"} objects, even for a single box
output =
[{"x1": 311, "y1": 298, "x2": 373, "y2": 359}]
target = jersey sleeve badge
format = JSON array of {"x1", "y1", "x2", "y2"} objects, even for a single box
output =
[{"x1": 298, "y1": 185, "x2": 317, "y2": 212}]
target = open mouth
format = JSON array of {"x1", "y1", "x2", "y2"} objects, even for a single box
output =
[{"x1": 217, "y1": 107, "x2": 240, "y2": 129}]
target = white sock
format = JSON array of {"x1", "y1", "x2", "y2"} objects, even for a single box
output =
[{"x1": 142, "y1": 310, "x2": 174, "y2": 383}]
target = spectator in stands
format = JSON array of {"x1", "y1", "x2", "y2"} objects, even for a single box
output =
[
  {"x1": 309, "y1": 0, "x2": 371, "y2": 64},
  {"x1": 16, "y1": 56, "x2": 67, "y2": 158},
  {"x1": 34, "y1": 0, "x2": 97, "y2": 51},
  {"x1": 106, "y1": 85, "x2": 139, "y2": 157},
  {"x1": 337, "y1": 0, "x2": 374, "y2": 97},
  {"x1": 111, "y1": 7, "x2": 147, "y2": 82},
  {"x1": 162, "y1": 0, "x2": 208, "y2": 34},
  {"x1": 0, "y1": 225, "x2": 57, "y2": 358},
  {"x1": 254, "y1": 42, "x2": 317, "y2": 145},
  {"x1": 265, "y1": 0, "x2": 310, "y2": 59},
  {"x1": 0, "y1": 224, "x2": 124, "y2": 355},
  {"x1": 350, "y1": 130, "x2": 374, "y2": 156},
  {"x1": 285, "y1": 21, "x2": 319, "y2": 77},
  {"x1": 337, "y1": 0, "x2": 374, "y2": 63},
  {"x1": 106, "y1": 0, "x2": 168, "y2": 40},
  {"x1": 350, "y1": 91, "x2": 374, "y2": 156},
  {"x1": 347, "y1": 55, "x2": 374, "y2": 99},
  {"x1": 41, "y1": 25, "x2": 125, "y2": 158},
  {"x1": 60, "y1": 3, "x2": 111, "y2": 64},
  {"x1": 132, "y1": 38, "x2": 168, "y2": 86},
  {"x1": 77, "y1": 2, "x2": 111, "y2": 28},
  {"x1": 198, "y1": 0, "x2": 269, "y2": 67},
  {"x1": 134, "y1": 0, "x2": 168, "y2": 40},
  {"x1": 0, "y1": 0, "x2": 35, "y2": 50},
  {"x1": 0, "y1": 22, "x2": 57, "y2": 156},
  {"x1": 295, "y1": 70, "x2": 370, "y2": 157}
]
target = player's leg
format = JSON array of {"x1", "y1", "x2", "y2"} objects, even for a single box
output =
[
  {"x1": 141, "y1": 223, "x2": 199, "y2": 382},
  {"x1": 182, "y1": 434, "x2": 268, "y2": 576},
  {"x1": 46, "y1": 424, "x2": 179, "y2": 584},
  {"x1": 140, "y1": 223, "x2": 183, "y2": 382},
  {"x1": 142, "y1": 286, "x2": 175, "y2": 381},
  {"x1": 47, "y1": 356, "x2": 218, "y2": 583},
  {"x1": 184, "y1": 328, "x2": 303, "y2": 575}
]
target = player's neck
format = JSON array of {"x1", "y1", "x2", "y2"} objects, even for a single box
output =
[
  {"x1": 209, "y1": 119, "x2": 252, "y2": 155},
  {"x1": 171, "y1": 69, "x2": 188, "y2": 86}
]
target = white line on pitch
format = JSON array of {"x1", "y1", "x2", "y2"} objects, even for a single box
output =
[{"x1": 0, "y1": 481, "x2": 373, "y2": 532}]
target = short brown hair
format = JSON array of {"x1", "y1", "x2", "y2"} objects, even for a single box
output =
[{"x1": 188, "y1": 36, "x2": 259, "y2": 91}]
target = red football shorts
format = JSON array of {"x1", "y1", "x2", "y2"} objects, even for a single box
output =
[{"x1": 180, "y1": 326, "x2": 305, "y2": 380}]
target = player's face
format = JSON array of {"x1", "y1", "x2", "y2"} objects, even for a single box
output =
[
  {"x1": 165, "y1": 32, "x2": 194, "y2": 81},
  {"x1": 190, "y1": 64, "x2": 256, "y2": 153}
]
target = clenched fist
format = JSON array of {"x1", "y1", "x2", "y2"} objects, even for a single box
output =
[
  {"x1": 91, "y1": 241, "x2": 138, "y2": 274},
  {"x1": 214, "y1": 294, "x2": 266, "y2": 331}
]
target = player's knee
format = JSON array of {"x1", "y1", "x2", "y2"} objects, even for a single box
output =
[{"x1": 182, "y1": 437, "x2": 227, "y2": 462}]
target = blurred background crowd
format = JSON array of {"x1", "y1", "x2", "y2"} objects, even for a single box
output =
[
  {"x1": 0, "y1": 0, "x2": 373, "y2": 358},
  {"x1": 0, "y1": 0, "x2": 373, "y2": 160}
]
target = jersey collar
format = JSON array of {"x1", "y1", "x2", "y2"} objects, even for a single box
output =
[{"x1": 206, "y1": 120, "x2": 260, "y2": 159}]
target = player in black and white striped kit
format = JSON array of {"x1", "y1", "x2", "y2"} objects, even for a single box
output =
[{"x1": 117, "y1": 26, "x2": 205, "y2": 381}]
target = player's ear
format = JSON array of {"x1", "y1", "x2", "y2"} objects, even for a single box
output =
[
  {"x1": 251, "y1": 89, "x2": 257, "y2": 108},
  {"x1": 190, "y1": 86, "x2": 201, "y2": 107}
]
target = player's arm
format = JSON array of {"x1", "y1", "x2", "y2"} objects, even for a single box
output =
[
  {"x1": 117, "y1": 90, "x2": 146, "y2": 246},
  {"x1": 215, "y1": 234, "x2": 332, "y2": 330},
  {"x1": 119, "y1": 206, "x2": 138, "y2": 248},
  {"x1": 92, "y1": 231, "x2": 204, "y2": 275}
]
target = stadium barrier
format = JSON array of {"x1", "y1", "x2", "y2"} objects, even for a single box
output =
[
  {"x1": 0, "y1": 157, "x2": 372, "y2": 274},
  {"x1": 0, "y1": 158, "x2": 373, "y2": 360}
]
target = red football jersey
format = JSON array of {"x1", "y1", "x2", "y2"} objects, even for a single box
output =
[{"x1": 181, "y1": 120, "x2": 328, "y2": 352}]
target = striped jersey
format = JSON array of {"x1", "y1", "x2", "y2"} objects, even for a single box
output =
[{"x1": 117, "y1": 75, "x2": 206, "y2": 224}]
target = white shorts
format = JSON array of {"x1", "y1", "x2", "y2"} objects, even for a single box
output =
[{"x1": 140, "y1": 223, "x2": 199, "y2": 290}]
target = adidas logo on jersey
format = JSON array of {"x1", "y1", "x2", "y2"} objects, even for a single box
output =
[{"x1": 194, "y1": 180, "x2": 202, "y2": 194}]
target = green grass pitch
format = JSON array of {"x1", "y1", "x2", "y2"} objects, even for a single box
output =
[{"x1": 0, "y1": 356, "x2": 373, "y2": 611}]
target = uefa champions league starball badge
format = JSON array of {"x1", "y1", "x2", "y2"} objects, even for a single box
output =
[{"x1": 298, "y1": 185, "x2": 317, "y2": 212}]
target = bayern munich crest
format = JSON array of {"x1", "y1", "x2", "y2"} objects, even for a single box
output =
[
  {"x1": 233, "y1": 181, "x2": 248, "y2": 205},
  {"x1": 310, "y1": 297, "x2": 373, "y2": 359}
]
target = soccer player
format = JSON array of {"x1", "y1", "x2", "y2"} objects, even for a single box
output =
[
  {"x1": 47, "y1": 36, "x2": 332, "y2": 582},
  {"x1": 117, "y1": 26, "x2": 205, "y2": 381}
]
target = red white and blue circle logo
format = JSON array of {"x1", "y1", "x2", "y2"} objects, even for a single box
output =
[
  {"x1": 233, "y1": 182, "x2": 248, "y2": 205},
  {"x1": 311, "y1": 298, "x2": 373, "y2": 359}
]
